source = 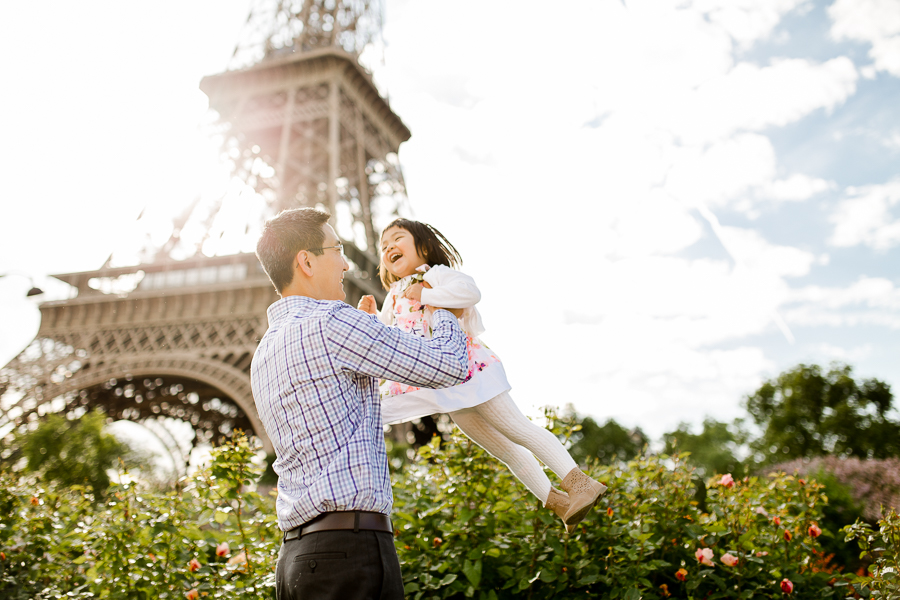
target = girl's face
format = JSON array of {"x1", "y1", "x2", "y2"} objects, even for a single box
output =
[{"x1": 381, "y1": 226, "x2": 427, "y2": 279}]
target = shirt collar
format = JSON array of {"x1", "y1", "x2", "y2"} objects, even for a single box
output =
[{"x1": 266, "y1": 294, "x2": 319, "y2": 326}]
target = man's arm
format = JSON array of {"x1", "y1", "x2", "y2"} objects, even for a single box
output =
[{"x1": 325, "y1": 304, "x2": 468, "y2": 389}]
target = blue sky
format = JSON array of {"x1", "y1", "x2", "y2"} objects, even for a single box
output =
[{"x1": 1, "y1": 0, "x2": 898, "y2": 443}]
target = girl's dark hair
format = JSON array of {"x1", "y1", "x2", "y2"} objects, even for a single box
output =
[{"x1": 379, "y1": 218, "x2": 462, "y2": 289}]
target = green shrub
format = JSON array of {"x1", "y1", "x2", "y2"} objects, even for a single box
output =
[
  {"x1": 0, "y1": 432, "x2": 279, "y2": 599},
  {"x1": 843, "y1": 509, "x2": 900, "y2": 599},
  {"x1": 392, "y1": 412, "x2": 839, "y2": 600},
  {"x1": 0, "y1": 415, "x2": 863, "y2": 598}
]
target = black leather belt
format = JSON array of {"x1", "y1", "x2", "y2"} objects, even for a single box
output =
[{"x1": 283, "y1": 511, "x2": 393, "y2": 541}]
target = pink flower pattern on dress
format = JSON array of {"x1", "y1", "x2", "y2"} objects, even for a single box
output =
[{"x1": 380, "y1": 267, "x2": 499, "y2": 400}]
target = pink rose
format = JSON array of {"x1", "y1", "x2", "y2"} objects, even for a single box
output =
[
  {"x1": 718, "y1": 473, "x2": 735, "y2": 488},
  {"x1": 780, "y1": 578, "x2": 794, "y2": 594},
  {"x1": 808, "y1": 523, "x2": 822, "y2": 538},
  {"x1": 773, "y1": 516, "x2": 782, "y2": 526},
  {"x1": 227, "y1": 551, "x2": 247, "y2": 566},
  {"x1": 694, "y1": 547, "x2": 714, "y2": 566},
  {"x1": 185, "y1": 590, "x2": 199, "y2": 600},
  {"x1": 721, "y1": 553, "x2": 738, "y2": 567},
  {"x1": 188, "y1": 558, "x2": 201, "y2": 572},
  {"x1": 216, "y1": 542, "x2": 229, "y2": 557}
]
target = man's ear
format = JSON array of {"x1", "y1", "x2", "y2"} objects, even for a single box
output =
[{"x1": 295, "y1": 250, "x2": 315, "y2": 277}]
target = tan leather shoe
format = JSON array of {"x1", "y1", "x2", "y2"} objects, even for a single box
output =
[
  {"x1": 545, "y1": 487, "x2": 576, "y2": 534},
  {"x1": 560, "y1": 469, "x2": 607, "y2": 526}
]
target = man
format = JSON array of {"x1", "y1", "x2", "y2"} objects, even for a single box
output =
[{"x1": 251, "y1": 207, "x2": 469, "y2": 600}]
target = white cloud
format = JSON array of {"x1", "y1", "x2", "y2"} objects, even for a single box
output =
[
  {"x1": 661, "y1": 58, "x2": 857, "y2": 144},
  {"x1": 830, "y1": 179, "x2": 900, "y2": 250},
  {"x1": 691, "y1": 0, "x2": 812, "y2": 47},
  {"x1": 717, "y1": 225, "x2": 818, "y2": 276},
  {"x1": 666, "y1": 134, "x2": 778, "y2": 207},
  {"x1": 506, "y1": 315, "x2": 776, "y2": 438},
  {"x1": 604, "y1": 189, "x2": 704, "y2": 259},
  {"x1": 785, "y1": 276, "x2": 900, "y2": 328},
  {"x1": 830, "y1": 0, "x2": 900, "y2": 77},
  {"x1": 790, "y1": 276, "x2": 900, "y2": 309},
  {"x1": 813, "y1": 343, "x2": 874, "y2": 362},
  {"x1": 767, "y1": 174, "x2": 834, "y2": 201}
]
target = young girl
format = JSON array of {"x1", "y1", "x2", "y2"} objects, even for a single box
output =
[{"x1": 358, "y1": 218, "x2": 606, "y2": 532}]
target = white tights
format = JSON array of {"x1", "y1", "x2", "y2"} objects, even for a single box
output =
[{"x1": 449, "y1": 391, "x2": 577, "y2": 505}]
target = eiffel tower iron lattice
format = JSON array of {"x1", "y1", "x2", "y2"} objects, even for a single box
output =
[{"x1": 0, "y1": 0, "x2": 410, "y2": 465}]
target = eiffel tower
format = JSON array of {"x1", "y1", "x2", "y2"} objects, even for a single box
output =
[{"x1": 0, "y1": 0, "x2": 410, "y2": 465}]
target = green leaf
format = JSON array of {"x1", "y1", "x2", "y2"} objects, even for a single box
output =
[
  {"x1": 539, "y1": 569, "x2": 557, "y2": 583},
  {"x1": 213, "y1": 510, "x2": 230, "y2": 524},
  {"x1": 623, "y1": 588, "x2": 641, "y2": 600},
  {"x1": 462, "y1": 559, "x2": 482, "y2": 587}
]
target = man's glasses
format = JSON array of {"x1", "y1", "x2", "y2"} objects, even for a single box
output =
[{"x1": 308, "y1": 242, "x2": 344, "y2": 255}]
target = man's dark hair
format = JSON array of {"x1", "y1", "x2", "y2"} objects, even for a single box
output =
[
  {"x1": 379, "y1": 218, "x2": 462, "y2": 289},
  {"x1": 256, "y1": 207, "x2": 331, "y2": 294}
]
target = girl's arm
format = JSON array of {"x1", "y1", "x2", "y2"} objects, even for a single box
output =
[
  {"x1": 377, "y1": 292, "x2": 393, "y2": 325},
  {"x1": 419, "y1": 265, "x2": 481, "y2": 309}
]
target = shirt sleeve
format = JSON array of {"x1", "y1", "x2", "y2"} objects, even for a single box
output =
[
  {"x1": 420, "y1": 265, "x2": 481, "y2": 309},
  {"x1": 325, "y1": 304, "x2": 468, "y2": 388}
]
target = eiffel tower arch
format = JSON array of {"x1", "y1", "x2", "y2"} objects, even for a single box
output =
[{"x1": 0, "y1": 0, "x2": 409, "y2": 465}]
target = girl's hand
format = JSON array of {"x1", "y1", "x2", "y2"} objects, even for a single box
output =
[
  {"x1": 403, "y1": 281, "x2": 431, "y2": 302},
  {"x1": 358, "y1": 295, "x2": 377, "y2": 314}
]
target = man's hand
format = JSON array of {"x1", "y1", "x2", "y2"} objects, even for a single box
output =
[
  {"x1": 435, "y1": 306, "x2": 465, "y2": 318},
  {"x1": 358, "y1": 295, "x2": 377, "y2": 314}
]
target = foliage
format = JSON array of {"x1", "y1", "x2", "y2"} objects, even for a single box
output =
[
  {"x1": 564, "y1": 407, "x2": 648, "y2": 466},
  {"x1": 744, "y1": 363, "x2": 900, "y2": 465},
  {"x1": 392, "y1": 410, "x2": 839, "y2": 600},
  {"x1": 843, "y1": 509, "x2": 900, "y2": 599},
  {"x1": 662, "y1": 418, "x2": 749, "y2": 479},
  {"x1": 15, "y1": 408, "x2": 133, "y2": 497},
  {"x1": 771, "y1": 456, "x2": 900, "y2": 575},
  {"x1": 771, "y1": 456, "x2": 900, "y2": 523},
  {"x1": 0, "y1": 411, "x2": 875, "y2": 598},
  {"x1": 0, "y1": 432, "x2": 279, "y2": 599}
]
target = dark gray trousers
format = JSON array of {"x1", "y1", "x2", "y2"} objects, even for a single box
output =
[{"x1": 276, "y1": 530, "x2": 404, "y2": 600}]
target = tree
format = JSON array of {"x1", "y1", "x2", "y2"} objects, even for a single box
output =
[
  {"x1": 563, "y1": 408, "x2": 648, "y2": 466},
  {"x1": 745, "y1": 363, "x2": 900, "y2": 465},
  {"x1": 17, "y1": 408, "x2": 132, "y2": 496},
  {"x1": 662, "y1": 418, "x2": 749, "y2": 478}
]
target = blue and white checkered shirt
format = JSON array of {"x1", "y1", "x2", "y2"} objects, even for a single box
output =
[{"x1": 251, "y1": 296, "x2": 468, "y2": 531}]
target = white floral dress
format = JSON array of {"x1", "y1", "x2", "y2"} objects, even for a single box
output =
[{"x1": 377, "y1": 265, "x2": 511, "y2": 425}]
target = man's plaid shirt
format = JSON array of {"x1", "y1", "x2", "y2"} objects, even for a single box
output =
[{"x1": 251, "y1": 296, "x2": 468, "y2": 531}]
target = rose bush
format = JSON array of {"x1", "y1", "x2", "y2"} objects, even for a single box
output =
[
  {"x1": 0, "y1": 412, "x2": 882, "y2": 599},
  {"x1": 842, "y1": 509, "x2": 900, "y2": 599},
  {"x1": 390, "y1": 410, "x2": 844, "y2": 599},
  {"x1": 0, "y1": 432, "x2": 280, "y2": 599}
]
